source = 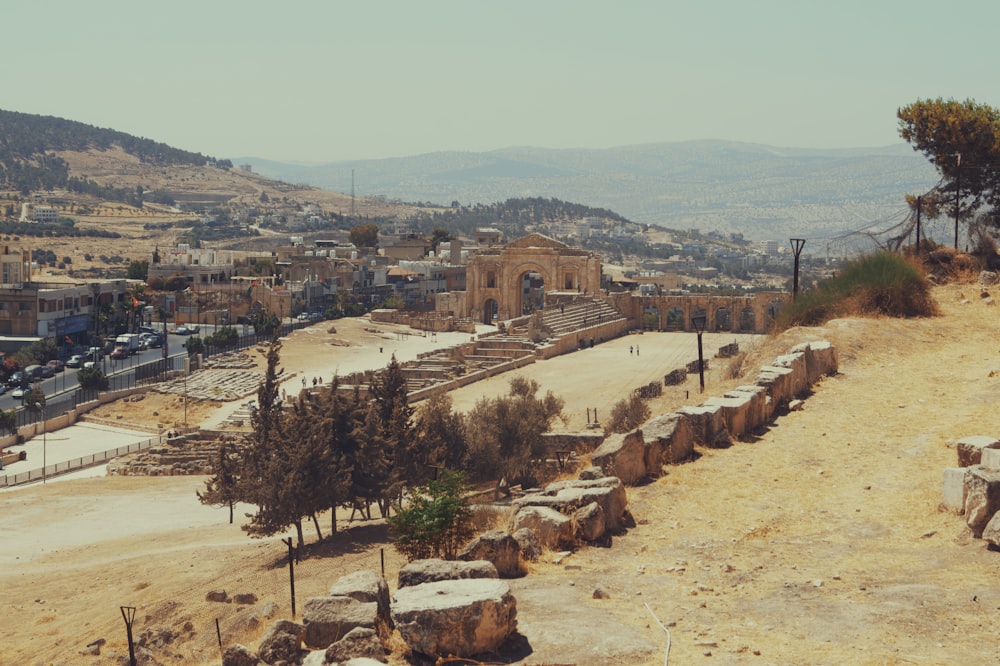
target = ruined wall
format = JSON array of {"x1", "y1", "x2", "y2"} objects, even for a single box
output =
[{"x1": 607, "y1": 291, "x2": 789, "y2": 334}]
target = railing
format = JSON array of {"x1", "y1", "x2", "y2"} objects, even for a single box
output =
[
  {"x1": 199, "y1": 320, "x2": 310, "y2": 361},
  {"x1": 0, "y1": 433, "x2": 164, "y2": 488}
]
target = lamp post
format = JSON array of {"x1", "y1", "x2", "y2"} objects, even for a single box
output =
[
  {"x1": 691, "y1": 314, "x2": 707, "y2": 394},
  {"x1": 790, "y1": 238, "x2": 806, "y2": 301},
  {"x1": 954, "y1": 153, "x2": 961, "y2": 250},
  {"x1": 34, "y1": 401, "x2": 46, "y2": 484}
]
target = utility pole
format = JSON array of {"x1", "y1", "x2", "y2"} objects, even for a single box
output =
[
  {"x1": 790, "y1": 238, "x2": 806, "y2": 301},
  {"x1": 954, "y1": 153, "x2": 961, "y2": 250},
  {"x1": 915, "y1": 195, "x2": 922, "y2": 255}
]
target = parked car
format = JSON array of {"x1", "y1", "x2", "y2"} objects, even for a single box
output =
[
  {"x1": 6, "y1": 371, "x2": 26, "y2": 386},
  {"x1": 24, "y1": 365, "x2": 44, "y2": 381},
  {"x1": 0, "y1": 384, "x2": 7, "y2": 395},
  {"x1": 66, "y1": 355, "x2": 84, "y2": 368},
  {"x1": 46, "y1": 359, "x2": 65, "y2": 373},
  {"x1": 145, "y1": 334, "x2": 163, "y2": 348},
  {"x1": 11, "y1": 385, "x2": 29, "y2": 399},
  {"x1": 110, "y1": 346, "x2": 129, "y2": 360},
  {"x1": 39, "y1": 365, "x2": 55, "y2": 379},
  {"x1": 83, "y1": 361, "x2": 96, "y2": 369},
  {"x1": 175, "y1": 326, "x2": 191, "y2": 335},
  {"x1": 85, "y1": 347, "x2": 103, "y2": 361}
]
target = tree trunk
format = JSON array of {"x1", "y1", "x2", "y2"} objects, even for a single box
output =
[
  {"x1": 310, "y1": 512, "x2": 323, "y2": 541},
  {"x1": 228, "y1": 500, "x2": 234, "y2": 525},
  {"x1": 330, "y1": 504, "x2": 337, "y2": 535},
  {"x1": 295, "y1": 520, "x2": 305, "y2": 550}
]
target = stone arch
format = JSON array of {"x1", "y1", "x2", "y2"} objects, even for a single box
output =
[
  {"x1": 642, "y1": 305, "x2": 660, "y2": 331},
  {"x1": 482, "y1": 298, "x2": 498, "y2": 325},
  {"x1": 715, "y1": 307, "x2": 732, "y2": 332},
  {"x1": 665, "y1": 306, "x2": 685, "y2": 331},
  {"x1": 766, "y1": 298, "x2": 784, "y2": 324},
  {"x1": 690, "y1": 306, "x2": 708, "y2": 332},
  {"x1": 507, "y1": 262, "x2": 552, "y2": 316},
  {"x1": 739, "y1": 306, "x2": 756, "y2": 332}
]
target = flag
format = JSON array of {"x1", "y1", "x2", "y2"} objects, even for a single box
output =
[
  {"x1": 65, "y1": 336, "x2": 73, "y2": 344},
  {"x1": 131, "y1": 293, "x2": 141, "y2": 307}
]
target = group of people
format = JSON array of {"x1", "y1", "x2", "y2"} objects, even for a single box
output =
[{"x1": 629, "y1": 344, "x2": 640, "y2": 356}]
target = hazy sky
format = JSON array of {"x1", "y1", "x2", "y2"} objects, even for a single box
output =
[{"x1": 5, "y1": 1, "x2": 998, "y2": 163}]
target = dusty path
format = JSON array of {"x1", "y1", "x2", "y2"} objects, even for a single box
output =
[{"x1": 4, "y1": 283, "x2": 1000, "y2": 664}]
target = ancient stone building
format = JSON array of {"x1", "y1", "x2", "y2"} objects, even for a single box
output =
[{"x1": 464, "y1": 234, "x2": 602, "y2": 324}]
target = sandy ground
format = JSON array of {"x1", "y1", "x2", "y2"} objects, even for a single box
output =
[{"x1": 4, "y1": 283, "x2": 1000, "y2": 665}]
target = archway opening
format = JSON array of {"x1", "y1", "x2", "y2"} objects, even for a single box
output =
[
  {"x1": 642, "y1": 305, "x2": 660, "y2": 331},
  {"x1": 715, "y1": 307, "x2": 732, "y2": 332},
  {"x1": 665, "y1": 306, "x2": 685, "y2": 331},
  {"x1": 740, "y1": 307, "x2": 756, "y2": 332},
  {"x1": 483, "y1": 298, "x2": 498, "y2": 325},
  {"x1": 766, "y1": 299, "x2": 784, "y2": 325},
  {"x1": 691, "y1": 306, "x2": 708, "y2": 332},
  {"x1": 520, "y1": 271, "x2": 545, "y2": 315}
]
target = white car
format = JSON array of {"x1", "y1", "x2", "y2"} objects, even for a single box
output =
[
  {"x1": 11, "y1": 386, "x2": 29, "y2": 398},
  {"x1": 83, "y1": 361, "x2": 96, "y2": 369}
]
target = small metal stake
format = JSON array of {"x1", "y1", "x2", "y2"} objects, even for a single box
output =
[{"x1": 120, "y1": 606, "x2": 137, "y2": 666}]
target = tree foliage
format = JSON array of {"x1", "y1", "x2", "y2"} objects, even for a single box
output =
[
  {"x1": 77, "y1": 367, "x2": 109, "y2": 391},
  {"x1": 387, "y1": 470, "x2": 474, "y2": 561},
  {"x1": 197, "y1": 438, "x2": 241, "y2": 524},
  {"x1": 898, "y1": 98, "x2": 1000, "y2": 225},
  {"x1": 604, "y1": 393, "x2": 652, "y2": 435},
  {"x1": 349, "y1": 223, "x2": 379, "y2": 249}
]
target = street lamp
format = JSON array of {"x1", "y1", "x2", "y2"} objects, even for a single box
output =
[
  {"x1": 34, "y1": 401, "x2": 46, "y2": 484},
  {"x1": 691, "y1": 314, "x2": 707, "y2": 394},
  {"x1": 790, "y1": 238, "x2": 806, "y2": 301}
]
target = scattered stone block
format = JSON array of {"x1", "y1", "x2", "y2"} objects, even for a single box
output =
[
  {"x1": 573, "y1": 501, "x2": 606, "y2": 542},
  {"x1": 577, "y1": 465, "x2": 605, "y2": 480},
  {"x1": 982, "y1": 511, "x2": 1000, "y2": 548},
  {"x1": 222, "y1": 644, "x2": 260, "y2": 666},
  {"x1": 983, "y1": 448, "x2": 1000, "y2": 470},
  {"x1": 642, "y1": 412, "x2": 694, "y2": 472},
  {"x1": 942, "y1": 467, "x2": 969, "y2": 514},
  {"x1": 590, "y1": 429, "x2": 646, "y2": 484},
  {"x1": 963, "y1": 466, "x2": 1000, "y2": 538},
  {"x1": 397, "y1": 559, "x2": 498, "y2": 589},
  {"x1": 324, "y1": 627, "x2": 387, "y2": 664},
  {"x1": 256, "y1": 619, "x2": 304, "y2": 665},
  {"x1": 509, "y1": 506, "x2": 574, "y2": 550},
  {"x1": 512, "y1": 527, "x2": 542, "y2": 561},
  {"x1": 957, "y1": 436, "x2": 1000, "y2": 467},
  {"x1": 206, "y1": 589, "x2": 229, "y2": 603},
  {"x1": 391, "y1": 578, "x2": 517, "y2": 658},
  {"x1": 459, "y1": 530, "x2": 523, "y2": 578},
  {"x1": 301, "y1": 596, "x2": 378, "y2": 649},
  {"x1": 677, "y1": 404, "x2": 729, "y2": 447},
  {"x1": 328, "y1": 570, "x2": 391, "y2": 626},
  {"x1": 514, "y1": 476, "x2": 629, "y2": 532}
]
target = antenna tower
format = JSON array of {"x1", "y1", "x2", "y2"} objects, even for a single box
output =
[{"x1": 350, "y1": 169, "x2": 356, "y2": 219}]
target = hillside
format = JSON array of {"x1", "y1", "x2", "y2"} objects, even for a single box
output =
[{"x1": 244, "y1": 141, "x2": 943, "y2": 241}]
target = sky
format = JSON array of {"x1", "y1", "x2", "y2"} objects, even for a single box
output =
[{"x1": 4, "y1": 1, "x2": 999, "y2": 163}]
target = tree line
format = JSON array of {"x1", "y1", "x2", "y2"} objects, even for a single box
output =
[{"x1": 198, "y1": 339, "x2": 565, "y2": 550}]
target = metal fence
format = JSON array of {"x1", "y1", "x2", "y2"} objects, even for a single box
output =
[
  {"x1": 0, "y1": 433, "x2": 164, "y2": 488},
  {"x1": 200, "y1": 320, "x2": 310, "y2": 361}
]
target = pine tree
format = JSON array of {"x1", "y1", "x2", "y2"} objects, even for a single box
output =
[{"x1": 197, "y1": 437, "x2": 241, "y2": 524}]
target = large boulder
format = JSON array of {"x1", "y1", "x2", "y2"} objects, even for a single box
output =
[
  {"x1": 956, "y1": 436, "x2": 1000, "y2": 467},
  {"x1": 459, "y1": 531, "x2": 523, "y2": 578},
  {"x1": 676, "y1": 404, "x2": 729, "y2": 447},
  {"x1": 963, "y1": 466, "x2": 1000, "y2": 538},
  {"x1": 397, "y1": 558, "x2": 498, "y2": 589},
  {"x1": 512, "y1": 528, "x2": 542, "y2": 561},
  {"x1": 301, "y1": 596, "x2": 378, "y2": 649},
  {"x1": 324, "y1": 627, "x2": 387, "y2": 664},
  {"x1": 515, "y1": 476, "x2": 630, "y2": 532},
  {"x1": 642, "y1": 412, "x2": 694, "y2": 473},
  {"x1": 222, "y1": 644, "x2": 260, "y2": 666},
  {"x1": 328, "y1": 570, "x2": 391, "y2": 626},
  {"x1": 509, "y1": 505, "x2": 573, "y2": 550},
  {"x1": 590, "y1": 429, "x2": 646, "y2": 484},
  {"x1": 256, "y1": 619, "x2": 304, "y2": 665},
  {"x1": 391, "y1": 578, "x2": 517, "y2": 658},
  {"x1": 573, "y1": 501, "x2": 606, "y2": 542}
]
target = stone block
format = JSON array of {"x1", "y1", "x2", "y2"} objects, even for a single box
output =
[
  {"x1": 755, "y1": 365, "x2": 796, "y2": 409},
  {"x1": 942, "y1": 467, "x2": 969, "y2": 514},
  {"x1": 983, "y1": 448, "x2": 1000, "y2": 470},
  {"x1": 957, "y1": 436, "x2": 1000, "y2": 467},
  {"x1": 590, "y1": 428, "x2": 647, "y2": 484},
  {"x1": 677, "y1": 403, "x2": 729, "y2": 447},
  {"x1": 509, "y1": 506, "x2": 574, "y2": 550},
  {"x1": 641, "y1": 412, "x2": 694, "y2": 473},
  {"x1": 301, "y1": 596, "x2": 378, "y2": 649},
  {"x1": 256, "y1": 619, "x2": 304, "y2": 665},
  {"x1": 397, "y1": 559, "x2": 498, "y2": 589},
  {"x1": 573, "y1": 501, "x2": 606, "y2": 542},
  {"x1": 771, "y1": 351, "x2": 808, "y2": 398},
  {"x1": 790, "y1": 340, "x2": 839, "y2": 385},
  {"x1": 391, "y1": 579, "x2": 517, "y2": 658},
  {"x1": 328, "y1": 570, "x2": 391, "y2": 627},
  {"x1": 703, "y1": 393, "x2": 754, "y2": 440},
  {"x1": 963, "y1": 466, "x2": 1000, "y2": 538},
  {"x1": 515, "y1": 476, "x2": 629, "y2": 532},
  {"x1": 459, "y1": 531, "x2": 522, "y2": 578}
]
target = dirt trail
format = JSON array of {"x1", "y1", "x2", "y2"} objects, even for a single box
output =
[{"x1": 4, "y1": 283, "x2": 1000, "y2": 665}]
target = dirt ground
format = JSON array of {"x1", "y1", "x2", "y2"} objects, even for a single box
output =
[{"x1": 5, "y1": 282, "x2": 1000, "y2": 665}]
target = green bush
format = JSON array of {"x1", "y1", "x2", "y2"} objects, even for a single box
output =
[
  {"x1": 77, "y1": 367, "x2": 109, "y2": 391},
  {"x1": 774, "y1": 252, "x2": 938, "y2": 330},
  {"x1": 388, "y1": 470, "x2": 474, "y2": 561}
]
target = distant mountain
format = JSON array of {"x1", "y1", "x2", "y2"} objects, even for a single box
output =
[{"x1": 241, "y1": 141, "x2": 941, "y2": 241}]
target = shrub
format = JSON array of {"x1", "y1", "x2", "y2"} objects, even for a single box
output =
[
  {"x1": 388, "y1": 470, "x2": 474, "y2": 561},
  {"x1": 77, "y1": 367, "x2": 109, "y2": 391},
  {"x1": 604, "y1": 393, "x2": 651, "y2": 435},
  {"x1": 774, "y1": 252, "x2": 937, "y2": 330}
]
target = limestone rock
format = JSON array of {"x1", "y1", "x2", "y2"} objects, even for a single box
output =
[
  {"x1": 328, "y1": 570, "x2": 391, "y2": 626},
  {"x1": 397, "y1": 558, "x2": 498, "y2": 589},
  {"x1": 982, "y1": 511, "x2": 1000, "y2": 547},
  {"x1": 391, "y1": 578, "x2": 517, "y2": 658},
  {"x1": 942, "y1": 467, "x2": 969, "y2": 514},
  {"x1": 324, "y1": 627, "x2": 387, "y2": 664},
  {"x1": 963, "y1": 466, "x2": 1000, "y2": 538},
  {"x1": 515, "y1": 476, "x2": 630, "y2": 532},
  {"x1": 509, "y1": 505, "x2": 574, "y2": 550},
  {"x1": 642, "y1": 412, "x2": 694, "y2": 472},
  {"x1": 206, "y1": 589, "x2": 229, "y2": 603},
  {"x1": 232, "y1": 593, "x2": 257, "y2": 605},
  {"x1": 577, "y1": 465, "x2": 605, "y2": 480},
  {"x1": 459, "y1": 530, "x2": 523, "y2": 578},
  {"x1": 512, "y1": 527, "x2": 542, "y2": 561},
  {"x1": 590, "y1": 429, "x2": 646, "y2": 484},
  {"x1": 256, "y1": 619, "x2": 304, "y2": 665},
  {"x1": 302, "y1": 596, "x2": 378, "y2": 649},
  {"x1": 300, "y1": 650, "x2": 326, "y2": 666},
  {"x1": 957, "y1": 436, "x2": 1000, "y2": 467},
  {"x1": 222, "y1": 644, "x2": 260, "y2": 666},
  {"x1": 573, "y1": 501, "x2": 606, "y2": 542},
  {"x1": 677, "y1": 404, "x2": 730, "y2": 448}
]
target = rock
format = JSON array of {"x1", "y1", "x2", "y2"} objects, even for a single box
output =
[
  {"x1": 391, "y1": 578, "x2": 517, "y2": 658},
  {"x1": 206, "y1": 589, "x2": 229, "y2": 603},
  {"x1": 302, "y1": 596, "x2": 379, "y2": 649},
  {"x1": 509, "y1": 505, "x2": 574, "y2": 550},
  {"x1": 982, "y1": 511, "x2": 1000, "y2": 547},
  {"x1": 222, "y1": 644, "x2": 260, "y2": 666},
  {"x1": 300, "y1": 650, "x2": 326, "y2": 666},
  {"x1": 942, "y1": 467, "x2": 970, "y2": 514},
  {"x1": 324, "y1": 627, "x2": 387, "y2": 664},
  {"x1": 590, "y1": 429, "x2": 647, "y2": 484},
  {"x1": 573, "y1": 501, "x2": 606, "y2": 542},
  {"x1": 642, "y1": 412, "x2": 694, "y2": 473},
  {"x1": 592, "y1": 585, "x2": 610, "y2": 599},
  {"x1": 964, "y1": 466, "x2": 1000, "y2": 537},
  {"x1": 512, "y1": 527, "x2": 542, "y2": 562},
  {"x1": 328, "y1": 570, "x2": 391, "y2": 625},
  {"x1": 676, "y1": 403, "x2": 730, "y2": 448},
  {"x1": 459, "y1": 530, "x2": 523, "y2": 578},
  {"x1": 956, "y1": 436, "x2": 1000, "y2": 467},
  {"x1": 232, "y1": 593, "x2": 257, "y2": 605},
  {"x1": 259, "y1": 601, "x2": 279, "y2": 618},
  {"x1": 81, "y1": 637, "x2": 105, "y2": 656},
  {"x1": 397, "y1": 558, "x2": 498, "y2": 588},
  {"x1": 256, "y1": 619, "x2": 304, "y2": 665},
  {"x1": 577, "y1": 465, "x2": 605, "y2": 480},
  {"x1": 515, "y1": 476, "x2": 630, "y2": 532}
]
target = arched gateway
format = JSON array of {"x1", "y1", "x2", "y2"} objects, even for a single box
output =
[{"x1": 465, "y1": 234, "x2": 602, "y2": 324}]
